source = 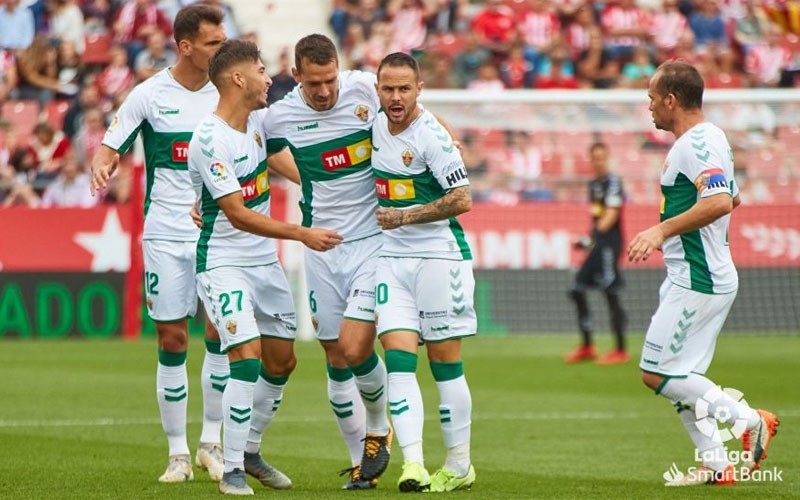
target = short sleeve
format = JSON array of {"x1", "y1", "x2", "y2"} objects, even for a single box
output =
[
  {"x1": 188, "y1": 126, "x2": 241, "y2": 200},
  {"x1": 605, "y1": 175, "x2": 624, "y2": 208},
  {"x1": 102, "y1": 84, "x2": 148, "y2": 154},
  {"x1": 421, "y1": 113, "x2": 469, "y2": 191},
  {"x1": 684, "y1": 142, "x2": 731, "y2": 200},
  {"x1": 261, "y1": 107, "x2": 289, "y2": 156}
]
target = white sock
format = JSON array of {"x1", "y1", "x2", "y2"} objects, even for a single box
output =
[
  {"x1": 388, "y1": 372, "x2": 425, "y2": 464},
  {"x1": 659, "y1": 374, "x2": 760, "y2": 430},
  {"x1": 156, "y1": 357, "x2": 190, "y2": 457},
  {"x1": 223, "y1": 359, "x2": 259, "y2": 473},
  {"x1": 437, "y1": 376, "x2": 472, "y2": 476},
  {"x1": 677, "y1": 406, "x2": 730, "y2": 472},
  {"x1": 352, "y1": 352, "x2": 390, "y2": 435},
  {"x1": 245, "y1": 370, "x2": 287, "y2": 454},
  {"x1": 199, "y1": 346, "x2": 228, "y2": 444},
  {"x1": 328, "y1": 372, "x2": 366, "y2": 465}
]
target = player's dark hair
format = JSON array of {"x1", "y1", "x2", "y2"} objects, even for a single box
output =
[
  {"x1": 654, "y1": 61, "x2": 704, "y2": 110},
  {"x1": 377, "y1": 52, "x2": 420, "y2": 81},
  {"x1": 173, "y1": 4, "x2": 224, "y2": 45},
  {"x1": 294, "y1": 34, "x2": 338, "y2": 71},
  {"x1": 589, "y1": 141, "x2": 608, "y2": 154},
  {"x1": 208, "y1": 40, "x2": 261, "y2": 87}
]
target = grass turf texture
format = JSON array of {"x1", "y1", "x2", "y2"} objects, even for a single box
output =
[{"x1": 0, "y1": 335, "x2": 797, "y2": 499}]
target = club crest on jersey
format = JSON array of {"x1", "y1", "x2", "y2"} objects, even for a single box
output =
[
  {"x1": 401, "y1": 149, "x2": 414, "y2": 167},
  {"x1": 662, "y1": 159, "x2": 669, "y2": 173},
  {"x1": 109, "y1": 115, "x2": 119, "y2": 130},
  {"x1": 355, "y1": 104, "x2": 369, "y2": 122},
  {"x1": 254, "y1": 131, "x2": 263, "y2": 148},
  {"x1": 226, "y1": 320, "x2": 237, "y2": 335}
]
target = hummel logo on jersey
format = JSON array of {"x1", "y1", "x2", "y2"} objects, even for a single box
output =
[
  {"x1": 234, "y1": 155, "x2": 249, "y2": 164},
  {"x1": 159, "y1": 109, "x2": 180, "y2": 115},
  {"x1": 297, "y1": 122, "x2": 319, "y2": 131}
]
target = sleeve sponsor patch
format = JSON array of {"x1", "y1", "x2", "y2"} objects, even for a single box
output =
[
  {"x1": 694, "y1": 168, "x2": 727, "y2": 193},
  {"x1": 444, "y1": 163, "x2": 468, "y2": 187},
  {"x1": 209, "y1": 161, "x2": 229, "y2": 183}
]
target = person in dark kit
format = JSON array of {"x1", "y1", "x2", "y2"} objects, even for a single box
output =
[{"x1": 564, "y1": 142, "x2": 628, "y2": 364}]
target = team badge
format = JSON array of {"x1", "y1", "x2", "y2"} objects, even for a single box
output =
[
  {"x1": 254, "y1": 131, "x2": 263, "y2": 148},
  {"x1": 146, "y1": 297, "x2": 153, "y2": 311},
  {"x1": 226, "y1": 320, "x2": 237, "y2": 335},
  {"x1": 355, "y1": 104, "x2": 369, "y2": 122},
  {"x1": 109, "y1": 115, "x2": 119, "y2": 130},
  {"x1": 311, "y1": 317, "x2": 319, "y2": 332},
  {"x1": 401, "y1": 149, "x2": 414, "y2": 167},
  {"x1": 662, "y1": 159, "x2": 669, "y2": 173}
]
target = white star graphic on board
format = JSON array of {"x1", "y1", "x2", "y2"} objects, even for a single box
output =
[{"x1": 74, "y1": 208, "x2": 131, "y2": 271}]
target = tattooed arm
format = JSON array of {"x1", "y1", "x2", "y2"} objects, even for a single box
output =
[{"x1": 376, "y1": 186, "x2": 472, "y2": 230}]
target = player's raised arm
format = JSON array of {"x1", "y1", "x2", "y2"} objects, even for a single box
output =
[{"x1": 90, "y1": 144, "x2": 120, "y2": 195}]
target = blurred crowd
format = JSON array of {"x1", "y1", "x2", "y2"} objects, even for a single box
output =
[
  {"x1": 0, "y1": 0, "x2": 243, "y2": 207},
  {"x1": 332, "y1": 0, "x2": 800, "y2": 90},
  {"x1": 1, "y1": 0, "x2": 798, "y2": 208}
]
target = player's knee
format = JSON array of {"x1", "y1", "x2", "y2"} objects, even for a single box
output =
[
  {"x1": 641, "y1": 371, "x2": 662, "y2": 391},
  {"x1": 342, "y1": 342, "x2": 372, "y2": 367},
  {"x1": 156, "y1": 322, "x2": 188, "y2": 352},
  {"x1": 263, "y1": 353, "x2": 297, "y2": 378}
]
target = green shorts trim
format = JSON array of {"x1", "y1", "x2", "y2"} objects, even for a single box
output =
[{"x1": 378, "y1": 328, "x2": 421, "y2": 338}]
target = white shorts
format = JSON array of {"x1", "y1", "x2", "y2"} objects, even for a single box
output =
[
  {"x1": 375, "y1": 257, "x2": 477, "y2": 342},
  {"x1": 305, "y1": 235, "x2": 381, "y2": 341},
  {"x1": 640, "y1": 278, "x2": 736, "y2": 377},
  {"x1": 143, "y1": 239, "x2": 198, "y2": 322},
  {"x1": 196, "y1": 263, "x2": 297, "y2": 353}
]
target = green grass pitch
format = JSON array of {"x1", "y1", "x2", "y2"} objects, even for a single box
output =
[{"x1": 1, "y1": 335, "x2": 797, "y2": 499}]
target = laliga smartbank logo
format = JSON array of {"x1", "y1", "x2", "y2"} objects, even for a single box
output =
[
  {"x1": 694, "y1": 386, "x2": 748, "y2": 443},
  {"x1": 661, "y1": 387, "x2": 783, "y2": 485}
]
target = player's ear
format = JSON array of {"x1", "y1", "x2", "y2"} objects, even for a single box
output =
[
  {"x1": 291, "y1": 67, "x2": 300, "y2": 83},
  {"x1": 177, "y1": 38, "x2": 192, "y2": 57},
  {"x1": 418, "y1": 79, "x2": 424, "y2": 92}
]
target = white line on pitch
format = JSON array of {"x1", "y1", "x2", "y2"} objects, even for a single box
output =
[{"x1": 1, "y1": 409, "x2": 798, "y2": 429}]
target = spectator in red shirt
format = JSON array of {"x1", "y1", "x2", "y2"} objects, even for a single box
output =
[
  {"x1": 600, "y1": 0, "x2": 651, "y2": 61},
  {"x1": 471, "y1": 0, "x2": 516, "y2": 55},
  {"x1": 113, "y1": 0, "x2": 173, "y2": 66},
  {"x1": 29, "y1": 121, "x2": 71, "y2": 179},
  {"x1": 745, "y1": 23, "x2": 792, "y2": 86},
  {"x1": 96, "y1": 44, "x2": 135, "y2": 103},
  {"x1": 517, "y1": 0, "x2": 561, "y2": 72},
  {"x1": 650, "y1": 0, "x2": 689, "y2": 63}
]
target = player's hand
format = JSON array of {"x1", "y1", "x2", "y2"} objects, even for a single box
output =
[
  {"x1": 190, "y1": 202, "x2": 203, "y2": 229},
  {"x1": 573, "y1": 235, "x2": 593, "y2": 250},
  {"x1": 376, "y1": 207, "x2": 404, "y2": 230},
  {"x1": 628, "y1": 224, "x2": 665, "y2": 262},
  {"x1": 90, "y1": 153, "x2": 120, "y2": 196},
  {"x1": 301, "y1": 227, "x2": 343, "y2": 252}
]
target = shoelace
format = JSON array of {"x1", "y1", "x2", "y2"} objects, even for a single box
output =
[
  {"x1": 362, "y1": 435, "x2": 382, "y2": 458},
  {"x1": 338, "y1": 465, "x2": 360, "y2": 481}
]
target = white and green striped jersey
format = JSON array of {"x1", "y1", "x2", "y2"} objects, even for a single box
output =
[
  {"x1": 661, "y1": 122, "x2": 739, "y2": 294},
  {"x1": 371, "y1": 106, "x2": 471, "y2": 260},
  {"x1": 188, "y1": 112, "x2": 276, "y2": 273},
  {"x1": 262, "y1": 70, "x2": 380, "y2": 242},
  {"x1": 102, "y1": 68, "x2": 218, "y2": 241}
]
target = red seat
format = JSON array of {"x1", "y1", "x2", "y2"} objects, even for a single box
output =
[
  {"x1": 1, "y1": 99, "x2": 40, "y2": 145},
  {"x1": 45, "y1": 99, "x2": 71, "y2": 131},
  {"x1": 82, "y1": 33, "x2": 112, "y2": 65}
]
